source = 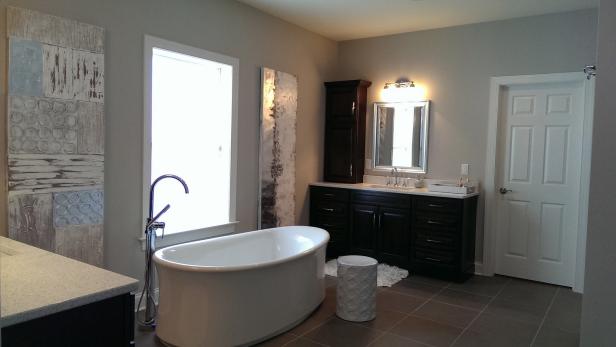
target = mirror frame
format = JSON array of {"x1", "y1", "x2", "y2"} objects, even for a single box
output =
[{"x1": 372, "y1": 101, "x2": 430, "y2": 174}]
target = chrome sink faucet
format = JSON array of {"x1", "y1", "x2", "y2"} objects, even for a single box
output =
[
  {"x1": 394, "y1": 167, "x2": 400, "y2": 187},
  {"x1": 388, "y1": 168, "x2": 400, "y2": 187}
]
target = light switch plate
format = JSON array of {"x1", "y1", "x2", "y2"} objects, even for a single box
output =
[{"x1": 461, "y1": 163, "x2": 470, "y2": 176}]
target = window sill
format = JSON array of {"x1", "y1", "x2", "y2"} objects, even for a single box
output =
[{"x1": 138, "y1": 221, "x2": 240, "y2": 251}]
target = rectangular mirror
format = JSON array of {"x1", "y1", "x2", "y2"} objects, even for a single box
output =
[{"x1": 373, "y1": 101, "x2": 430, "y2": 173}]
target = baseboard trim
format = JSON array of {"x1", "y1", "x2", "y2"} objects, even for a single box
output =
[{"x1": 474, "y1": 261, "x2": 486, "y2": 276}]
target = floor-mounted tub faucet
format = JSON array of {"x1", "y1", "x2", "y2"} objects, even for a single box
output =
[{"x1": 139, "y1": 174, "x2": 189, "y2": 328}]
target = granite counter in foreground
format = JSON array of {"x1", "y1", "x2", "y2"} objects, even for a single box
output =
[{"x1": 0, "y1": 236, "x2": 139, "y2": 328}]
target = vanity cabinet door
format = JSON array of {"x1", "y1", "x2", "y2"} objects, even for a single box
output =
[
  {"x1": 350, "y1": 204, "x2": 378, "y2": 257},
  {"x1": 377, "y1": 207, "x2": 411, "y2": 267}
]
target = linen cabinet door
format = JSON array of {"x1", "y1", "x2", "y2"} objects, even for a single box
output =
[
  {"x1": 326, "y1": 86, "x2": 357, "y2": 121},
  {"x1": 324, "y1": 123, "x2": 355, "y2": 182},
  {"x1": 349, "y1": 204, "x2": 378, "y2": 257},
  {"x1": 377, "y1": 207, "x2": 411, "y2": 268}
]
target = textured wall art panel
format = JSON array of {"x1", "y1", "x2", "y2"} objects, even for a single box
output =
[
  {"x1": 6, "y1": 7, "x2": 105, "y2": 266},
  {"x1": 72, "y1": 50, "x2": 105, "y2": 103},
  {"x1": 7, "y1": 6, "x2": 104, "y2": 53},
  {"x1": 8, "y1": 38, "x2": 43, "y2": 96},
  {"x1": 259, "y1": 67, "x2": 297, "y2": 228},
  {"x1": 8, "y1": 95, "x2": 104, "y2": 155},
  {"x1": 55, "y1": 224, "x2": 103, "y2": 266},
  {"x1": 42, "y1": 44, "x2": 74, "y2": 100},
  {"x1": 53, "y1": 190, "x2": 103, "y2": 227},
  {"x1": 9, "y1": 95, "x2": 78, "y2": 154},
  {"x1": 8, "y1": 193, "x2": 54, "y2": 251},
  {"x1": 8, "y1": 154, "x2": 104, "y2": 194}
]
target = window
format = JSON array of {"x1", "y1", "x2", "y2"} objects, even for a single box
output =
[{"x1": 144, "y1": 36, "x2": 238, "y2": 235}]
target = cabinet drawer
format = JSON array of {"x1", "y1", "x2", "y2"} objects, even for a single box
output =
[
  {"x1": 415, "y1": 230, "x2": 456, "y2": 250},
  {"x1": 414, "y1": 248, "x2": 456, "y2": 265},
  {"x1": 352, "y1": 191, "x2": 411, "y2": 208},
  {"x1": 414, "y1": 213, "x2": 460, "y2": 230},
  {"x1": 313, "y1": 213, "x2": 348, "y2": 230},
  {"x1": 314, "y1": 201, "x2": 347, "y2": 216},
  {"x1": 414, "y1": 197, "x2": 461, "y2": 215},
  {"x1": 311, "y1": 187, "x2": 349, "y2": 202}
]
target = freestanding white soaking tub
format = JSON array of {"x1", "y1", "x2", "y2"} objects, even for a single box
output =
[{"x1": 153, "y1": 226, "x2": 329, "y2": 347}]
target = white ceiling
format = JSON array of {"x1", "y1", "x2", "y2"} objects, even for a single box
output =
[{"x1": 238, "y1": 0, "x2": 598, "y2": 41}]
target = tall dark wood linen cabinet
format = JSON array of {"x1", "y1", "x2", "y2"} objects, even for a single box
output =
[{"x1": 323, "y1": 80, "x2": 372, "y2": 183}]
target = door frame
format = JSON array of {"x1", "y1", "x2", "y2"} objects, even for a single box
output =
[{"x1": 483, "y1": 72, "x2": 595, "y2": 293}]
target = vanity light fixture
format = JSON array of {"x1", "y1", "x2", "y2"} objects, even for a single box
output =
[
  {"x1": 384, "y1": 81, "x2": 416, "y2": 89},
  {"x1": 381, "y1": 80, "x2": 425, "y2": 102}
]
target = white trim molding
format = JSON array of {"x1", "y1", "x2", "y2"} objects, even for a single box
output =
[
  {"x1": 483, "y1": 72, "x2": 594, "y2": 292},
  {"x1": 141, "y1": 35, "x2": 240, "y2": 244},
  {"x1": 474, "y1": 262, "x2": 486, "y2": 276},
  {"x1": 137, "y1": 221, "x2": 240, "y2": 251}
]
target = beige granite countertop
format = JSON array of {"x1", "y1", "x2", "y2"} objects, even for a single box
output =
[
  {"x1": 0, "y1": 237, "x2": 139, "y2": 328},
  {"x1": 310, "y1": 181, "x2": 479, "y2": 199}
]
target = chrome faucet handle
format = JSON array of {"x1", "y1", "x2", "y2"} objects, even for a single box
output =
[{"x1": 393, "y1": 167, "x2": 399, "y2": 187}]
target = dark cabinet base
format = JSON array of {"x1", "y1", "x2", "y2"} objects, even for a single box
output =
[
  {"x1": 1, "y1": 293, "x2": 135, "y2": 347},
  {"x1": 311, "y1": 185, "x2": 478, "y2": 283},
  {"x1": 412, "y1": 261, "x2": 475, "y2": 283}
]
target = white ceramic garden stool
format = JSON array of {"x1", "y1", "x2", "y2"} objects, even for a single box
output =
[{"x1": 336, "y1": 255, "x2": 377, "y2": 322}]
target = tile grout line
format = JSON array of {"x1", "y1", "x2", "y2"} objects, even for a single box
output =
[
  {"x1": 291, "y1": 279, "x2": 443, "y2": 347},
  {"x1": 282, "y1": 319, "x2": 333, "y2": 347},
  {"x1": 358, "y1": 281, "x2": 452, "y2": 347},
  {"x1": 529, "y1": 287, "x2": 560, "y2": 347},
  {"x1": 372, "y1": 282, "x2": 452, "y2": 347},
  {"x1": 427, "y1": 297, "x2": 486, "y2": 313},
  {"x1": 443, "y1": 286, "x2": 498, "y2": 298},
  {"x1": 447, "y1": 278, "x2": 512, "y2": 347}
]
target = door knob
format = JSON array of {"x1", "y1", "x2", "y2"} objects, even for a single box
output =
[{"x1": 499, "y1": 187, "x2": 513, "y2": 195}]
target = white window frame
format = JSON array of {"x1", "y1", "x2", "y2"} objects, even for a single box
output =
[{"x1": 141, "y1": 35, "x2": 239, "y2": 249}]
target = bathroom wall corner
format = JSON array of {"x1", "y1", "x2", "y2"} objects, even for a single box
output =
[{"x1": 1, "y1": 5, "x2": 8, "y2": 237}]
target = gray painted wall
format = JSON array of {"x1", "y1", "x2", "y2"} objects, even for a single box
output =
[
  {"x1": 336, "y1": 10, "x2": 598, "y2": 262},
  {"x1": 0, "y1": 1, "x2": 601, "y2": 289},
  {"x1": 580, "y1": 0, "x2": 616, "y2": 345},
  {"x1": 0, "y1": 0, "x2": 338, "y2": 280}
]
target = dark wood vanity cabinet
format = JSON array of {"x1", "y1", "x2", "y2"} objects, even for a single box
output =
[
  {"x1": 323, "y1": 80, "x2": 371, "y2": 183},
  {"x1": 350, "y1": 191, "x2": 412, "y2": 268},
  {"x1": 411, "y1": 196, "x2": 478, "y2": 281},
  {"x1": 310, "y1": 185, "x2": 478, "y2": 282},
  {"x1": 309, "y1": 186, "x2": 350, "y2": 258}
]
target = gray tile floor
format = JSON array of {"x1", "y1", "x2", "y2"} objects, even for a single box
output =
[{"x1": 135, "y1": 275, "x2": 581, "y2": 347}]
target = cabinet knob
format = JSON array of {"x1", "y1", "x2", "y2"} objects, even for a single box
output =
[{"x1": 351, "y1": 101, "x2": 356, "y2": 113}]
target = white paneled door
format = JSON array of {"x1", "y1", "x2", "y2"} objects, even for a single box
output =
[{"x1": 495, "y1": 79, "x2": 585, "y2": 286}]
